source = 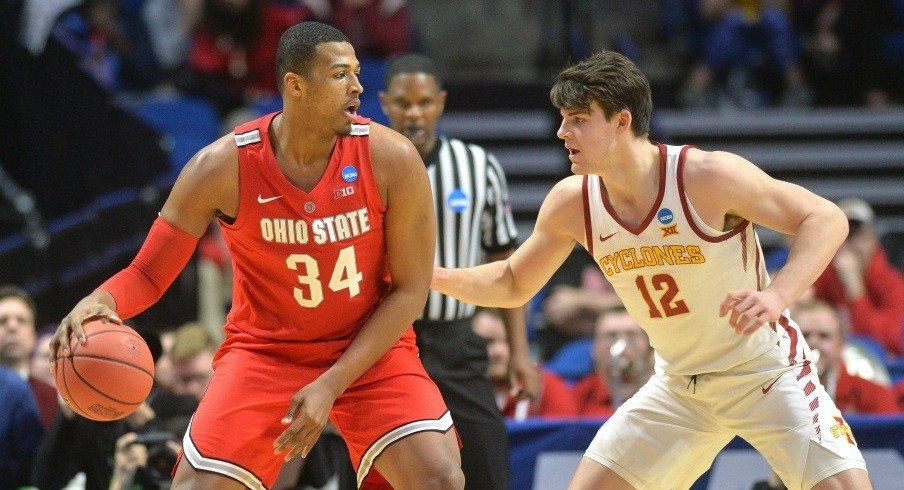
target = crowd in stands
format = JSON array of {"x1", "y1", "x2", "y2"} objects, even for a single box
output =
[
  {"x1": 14, "y1": 0, "x2": 904, "y2": 123},
  {"x1": 20, "y1": 0, "x2": 415, "y2": 129},
  {"x1": 664, "y1": 0, "x2": 904, "y2": 109}
]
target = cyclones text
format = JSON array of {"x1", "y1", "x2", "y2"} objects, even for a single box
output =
[{"x1": 598, "y1": 244, "x2": 705, "y2": 276}]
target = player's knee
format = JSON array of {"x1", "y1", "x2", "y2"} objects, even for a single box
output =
[{"x1": 423, "y1": 463, "x2": 465, "y2": 490}]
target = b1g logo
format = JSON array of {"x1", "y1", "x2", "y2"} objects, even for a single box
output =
[
  {"x1": 657, "y1": 208, "x2": 674, "y2": 225},
  {"x1": 447, "y1": 189, "x2": 469, "y2": 213},
  {"x1": 341, "y1": 165, "x2": 358, "y2": 183}
]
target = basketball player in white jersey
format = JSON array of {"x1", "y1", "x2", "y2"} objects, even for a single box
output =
[{"x1": 432, "y1": 50, "x2": 871, "y2": 490}]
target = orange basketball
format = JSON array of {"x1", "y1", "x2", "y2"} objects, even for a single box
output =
[{"x1": 54, "y1": 319, "x2": 155, "y2": 421}]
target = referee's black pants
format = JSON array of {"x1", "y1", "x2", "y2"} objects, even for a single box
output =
[{"x1": 414, "y1": 318, "x2": 509, "y2": 490}]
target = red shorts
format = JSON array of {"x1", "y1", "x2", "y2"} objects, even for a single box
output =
[{"x1": 180, "y1": 334, "x2": 452, "y2": 489}]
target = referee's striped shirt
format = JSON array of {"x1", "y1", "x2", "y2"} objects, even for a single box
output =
[{"x1": 422, "y1": 136, "x2": 519, "y2": 321}]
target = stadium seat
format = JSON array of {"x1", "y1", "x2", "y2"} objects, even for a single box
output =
[
  {"x1": 545, "y1": 338, "x2": 594, "y2": 383},
  {"x1": 887, "y1": 358, "x2": 904, "y2": 384},
  {"x1": 133, "y1": 96, "x2": 222, "y2": 179}
]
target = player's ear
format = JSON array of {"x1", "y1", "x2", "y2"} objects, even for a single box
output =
[
  {"x1": 616, "y1": 109, "x2": 632, "y2": 134},
  {"x1": 283, "y1": 72, "x2": 305, "y2": 98}
]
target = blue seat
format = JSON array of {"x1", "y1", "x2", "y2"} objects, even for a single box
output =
[
  {"x1": 133, "y1": 96, "x2": 222, "y2": 178},
  {"x1": 887, "y1": 359, "x2": 904, "y2": 385},
  {"x1": 545, "y1": 338, "x2": 594, "y2": 383}
]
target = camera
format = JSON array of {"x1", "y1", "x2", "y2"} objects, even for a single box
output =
[{"x1": 132, "y1": 430, "x2": 179, "y2": 488}]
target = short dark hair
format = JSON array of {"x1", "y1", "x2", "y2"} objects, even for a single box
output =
[
  {"x1": 0, "y1": 285, "x2": 36, "y2": 319},
  {"x1": 275, "y1": 22, "x2": 349, "y2": 91},
  {"x1": 385, "y1": 54, "x2": 443, "y2": 88},
  {"x1": 550, "y1": 51, "x2": 652, "y2": 137}
]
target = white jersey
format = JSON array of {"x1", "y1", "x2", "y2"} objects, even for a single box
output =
[{"x1": 583, "y1": 144, "x2": 803, "y2": 375}]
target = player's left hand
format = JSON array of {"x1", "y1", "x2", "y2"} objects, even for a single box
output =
[
  {"x1": 274, "y1": 378, "x2": 338, "y2": 461},
  {"x1": 509, "y1": 354, "x2": 541, "y2": 401},
  {"x1": 719, "y1": 289, "x2": 785, "y2": 336}
]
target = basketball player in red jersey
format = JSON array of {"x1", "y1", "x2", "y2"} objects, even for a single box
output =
[{"x1": 50, "y1": 22, "x2": 463, "y2": 489}]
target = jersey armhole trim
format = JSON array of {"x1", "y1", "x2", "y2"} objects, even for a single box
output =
[{"x1": 676, "y1": 145, "x2": 748, "y2": 243}]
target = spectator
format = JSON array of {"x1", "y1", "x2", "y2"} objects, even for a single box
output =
[
  {"x1": 177, "y1": 0, "x2": 316, "y2": 118},
  {"x1": 304, "y1": 0, "x2": 413, "y2": 58},
  {"x1": 0, "y1": 285, "x2": 59, "y2": 429},
  {"x1": 472, "y1": 309, "x2": 577, "y2": 420},
  {"x1": 681, "y1": 0, "x2": 812, "y2": 108},
  {"x1": 795, "y1": 299, "x2": 899, "y2": 413},
  {"x1": 0, "y1": 365, "x2": 44, "y2": 489},
  {"x1": 50, "y1": 0, "x2": 164, "y2": 91},
  {"x1": 30, "y1": 326, "x2": 56, "y2": 388},
  {"x1": 196, "y1": 224, "x2": 230, "y2": 341},
  {"x1": 169, "y1": 322, "x2": 217, "y2": 400},
  {"x1": 792, "y1": 0, "x2": 901, "y2": 108},
  {"x1": 177, "y1": 0, "x2": 264, "y2": 115},
  {"x1": 572, "y1": 307, "x2": 654, "y2": 418},
  {"x1": 812, "y1": 198, "x2": 904, "y2": 356},
  {"x1": 537, "y1": 249, "x2": 622, "y2": 361}
]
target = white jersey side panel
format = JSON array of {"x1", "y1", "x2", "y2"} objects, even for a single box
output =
[{"x1": 583, "y1": 144, "x2": 804, "y2": 375}]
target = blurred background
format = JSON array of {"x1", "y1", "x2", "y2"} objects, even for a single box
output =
[{"x1": 2, "y1": 1, "x2": 904, "y2": 489}]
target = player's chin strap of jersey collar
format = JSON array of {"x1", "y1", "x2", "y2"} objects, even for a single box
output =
[{"x1": 686, "y1": 375, "x2": 698, "y2": 394}]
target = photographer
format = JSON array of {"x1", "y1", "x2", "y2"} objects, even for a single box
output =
[{"x1": 110, "y1": 429, "x2": 183, "y2": 490}]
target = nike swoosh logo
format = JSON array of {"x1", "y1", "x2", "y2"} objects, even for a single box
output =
[
  {"x1": 257, "y1": 195, "x2": 282, "y2": 204},
  {"x1": 761, "y1": 375, "x2": 781, "y2": 394},
  {"x1": 599, "y1": 232, "x2": 618, "y2": 242}
]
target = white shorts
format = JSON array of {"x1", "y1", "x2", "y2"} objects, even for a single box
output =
[{"x1": 584, "y1": 347, "x2": 866, "y2": 490}]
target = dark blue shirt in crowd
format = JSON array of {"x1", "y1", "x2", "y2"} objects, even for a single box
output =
[{"x1": 0, "y1": 366, "x2": 44, "y2": 490}]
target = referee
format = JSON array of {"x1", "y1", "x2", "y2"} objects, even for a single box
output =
[{"x1": 380, "y1": 55, "x2": 540, "y2": 490}]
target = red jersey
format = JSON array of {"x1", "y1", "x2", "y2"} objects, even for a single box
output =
[
  {"x1": 572, "y1": 374, "x2": 614, "y2": 418},
  {"x1": 833, "y1": 366, "x2": 900, "y2": 414},
  {"x1": 220, "y1": 112, "x2": 414, "y2": 363}
]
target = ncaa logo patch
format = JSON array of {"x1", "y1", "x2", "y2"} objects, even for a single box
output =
[
  {"x1": 657, "y1": 208, "x2": 674, "y2": 225},
  {"x1": 447, "y1": 189, "x2": 469, "y2": 213},
  {"x1": 341, "y1": 165, "x2": 358, "y2": 183}
]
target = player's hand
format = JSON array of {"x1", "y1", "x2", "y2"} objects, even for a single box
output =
[
  {"x1": 719, "y1": 289, "x2": 785, "y2": 336},
  {"x1": 509, "y1": 353, "x2": 541, "y2": 401},
  {"x1": 274, "y1": 378, "x2": 338, "y2": 461},
  {"x1": 51, "y1": 297, "x2": 121, "y2": 359}
]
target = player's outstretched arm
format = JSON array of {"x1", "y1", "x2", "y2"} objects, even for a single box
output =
[
  {"x1": 52, "y1": 136, "x2": 238, "y2": 357},
  {"x1": 432, "y1": 176, "x2": 584, "y2": 308},
  {"x1": 689, "y1": 150, "x2": 848, "y2": 333},
  {"x1": 275, "y1": 125, "x2": 437, "y2": 461}
]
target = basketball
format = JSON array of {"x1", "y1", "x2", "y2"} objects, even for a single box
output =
[{"x1": 54, "y1": 319, "x2": 155, "y2": 421}]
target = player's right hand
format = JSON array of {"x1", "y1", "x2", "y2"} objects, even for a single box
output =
[
  {"x1": 274, "y1": 378, "x2": 339, "y2": 461},
  {"x1": 51, "y1": 296, "x2": 121, "y2": 359}
]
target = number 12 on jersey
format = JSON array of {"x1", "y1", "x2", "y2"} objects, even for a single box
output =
[{"x1": 635, "y1": 274, "x2": 689, "y2": 318}]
